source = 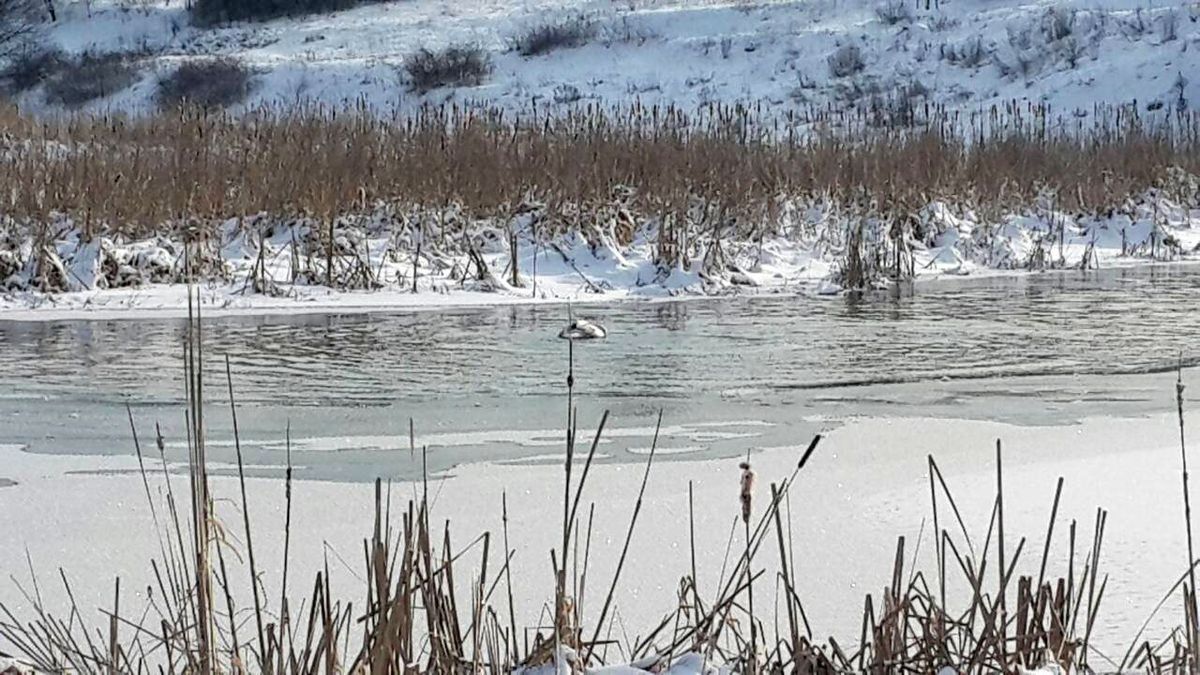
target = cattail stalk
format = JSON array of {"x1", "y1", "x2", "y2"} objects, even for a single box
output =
[{"x1": 740, "y1": 459, "x2": 756, "y2": 673}]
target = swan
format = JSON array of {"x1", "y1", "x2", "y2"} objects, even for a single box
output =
[{"x1": 558, "y1": 318, "x2": 607, "y2": 340}]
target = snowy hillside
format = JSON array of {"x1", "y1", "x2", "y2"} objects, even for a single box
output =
[{"x1": 11, "y1": 0, "x2": 1200, "y2": 117}]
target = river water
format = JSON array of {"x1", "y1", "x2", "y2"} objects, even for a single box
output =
[
  {"x1": 4, "y1": 263, "x2": 1200, "y2": 661},
  {"x1": 2, "y1": 263, "x2": 1198, "y2": 482}
]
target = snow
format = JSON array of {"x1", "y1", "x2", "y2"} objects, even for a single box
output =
[
  {"x1": 2, "y1": 409, "x2": 1198, "y2": 662},
  {"x1": 0, "y1": 656, "x2": 36, "y2": 675},
  {"x1": 2, "y1": 185, "x2": 1198, "y2": 320},
  {"x1": 7, "y1": 0, "x2": 1199, "y2": 118},
  {"x1": 516, "y1": 649, "x2": 724, "y2": 673}
]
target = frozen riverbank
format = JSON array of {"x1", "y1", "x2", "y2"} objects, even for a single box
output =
[{"x1": 4, "y1": 187, "x2": 1199, "y2": 322}]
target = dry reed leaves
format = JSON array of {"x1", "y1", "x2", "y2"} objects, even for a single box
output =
[{"x1": 0, "y1": 102, "x2": 1195, "y2": 241}]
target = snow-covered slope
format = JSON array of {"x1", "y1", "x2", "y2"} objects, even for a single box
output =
[{"x1": 16, "y1": 0, "x2": 1200, "y2": 117}]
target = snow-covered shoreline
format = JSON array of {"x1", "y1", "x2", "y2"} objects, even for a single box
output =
[
  {"x1": 6, "y1": 255, "x2": 1200, "y2": 324},
  {"x1": 3, "y1": 187, "x2": 1199, "y2": 322}
]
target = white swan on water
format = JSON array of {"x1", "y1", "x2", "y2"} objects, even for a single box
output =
[
  {"x1": 559, "y1": 318, "x2": 607, "y2": 340},
  {"x1": 559, "y1": 305, "x2": 607, "y2": 340}
]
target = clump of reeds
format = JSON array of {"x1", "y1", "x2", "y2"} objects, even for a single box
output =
[
  {"x1": 0, "y1": 100, "x2": 1196, "y2": 296},
  {"x1": 0, "y1": 101, "x2": 1195, "y2": 241}
]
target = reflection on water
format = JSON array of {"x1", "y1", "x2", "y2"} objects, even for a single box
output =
[{"x1": 1, "y1": 264, "x2": 1198, "y2": 480}]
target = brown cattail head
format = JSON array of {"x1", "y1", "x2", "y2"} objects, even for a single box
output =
[{"x1": 739, "y1": 461, "x2": 755, "y2": 524}]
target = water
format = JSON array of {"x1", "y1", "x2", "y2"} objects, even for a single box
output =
[{"x1": 2, "y1": 263, "x2": 1199, "y2": 482}]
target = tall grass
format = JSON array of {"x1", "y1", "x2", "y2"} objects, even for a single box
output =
[{"x1": 0, "y1": 101, "x2": 1196, "y2": 241}]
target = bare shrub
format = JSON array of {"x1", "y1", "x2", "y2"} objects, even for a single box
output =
[
  {"x1": 827, "y1": 43, "x2": 865, "y2": 78},
  {"x1": 599, "y1": 14, "x2": 658, "y2": 46},
  {"x1": 44, "y1": 52, "x2": 142, "y2": 107},
  {"x1": 929, "y1": 15, "x2": 959, "y2": 32},
  {"x1": 940, "y1": 37, "x2": 987, "y2": 68},
  {"x1": 1173, "y1": 71, "x2": 1188, "y2": 112},
  {"x1": 157, "y1": 57, "x2": 253, "y2": 109},
  {"x1": 511, "y1": 16, "x2": 595, "y2": 57},
  {"x1": 0, "y1": 45, "x2": 64, "y2": 94},
  {"x1": 552, "y1": 83, "x2": 582, "y2": 104},
  {"x1": 1159, "y1": 9, "x2": 1179, "y2": 42},
  {"x1": 1058, "y1": 35, "x2": 1085, "y2": 69},
  {"x1": 870, "y1": 78, "x2": 929, "y2": 127},
  {"x1": 1041, "y1": 6, "x2": 1076, "y2": 42},
  {"x1": 832, "y1": 75, "x2": 881, "y2": 106},
  {"x1": 874, "y1": 0, "x2": 912, "y2": 26},
  {"x1": 0, "y1": 0, "x2": 43, "y2": 61},
  {"x1": 403, "y1": 44, "x2": 492, "y2": 93},
  {"x1": 1121, "y1": 8, "x2": 1148, "y2": 39},
  {"x1": 1007, "y1": 24, "x2": 1034, "y2": 51},
  {"x1": 191, "y1": 0, "x2": 391, "y2": 25}
]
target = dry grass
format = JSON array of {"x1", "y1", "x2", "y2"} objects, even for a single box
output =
[
  {"x1": 0, "y1": 102, "x2": 1195, "y2": 243},
  {"x1": 511, "y1": 16, "x2": 596, "y2": 57}
]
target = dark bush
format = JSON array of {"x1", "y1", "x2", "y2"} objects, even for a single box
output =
[
  {"x1": 157, "y1": 57, "x2": 253, "y2": 109},
  {"x1": 44, "y1": 52, "x2": 141, "y2": 107},
  {"x1": 511, "y1": 16, "x2": 595, "y2": 57},
  {"x1": 0, "y1": 0, "x2": 43, "y2": 60},
  {"x1": 827, "y1": 44, "x2": 866, "y2": 78},
  {"x1": 191, "y1": 0, "x2": 392, "y2": 25},
  {"x1": 940, "y1": 37, "x2": 988, "y2": 68},
  {"x1": 874, "y1": 1, "x2": 912, "y2": 26},
  {"x1": 403, "y1": 45, "x2": 492, "y2": 93},
  {"x1": 0, "y1": 46, "x2": 64, "y2": 94}
]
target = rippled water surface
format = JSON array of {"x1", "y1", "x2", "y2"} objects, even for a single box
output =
[{"x1": 3, "y1": 263, "x2": 1199, "y2": 480}]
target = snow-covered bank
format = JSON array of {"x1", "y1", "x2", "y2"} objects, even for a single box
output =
[
  {"x1": 3, "y1": 185, "x2": 1199, "y2": 321},
  {"x1": 6, "y1": 0, "x2": 1198, "y2": 119},
  {"x1": 1, "y1": 410, "x2": 1197, "y2": 659}
]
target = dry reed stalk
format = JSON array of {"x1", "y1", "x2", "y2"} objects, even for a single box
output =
[
  {"x1": 738, "y1": 458, "x2": 756, "y2": 673},
  {"x1": 0, "y1": 103, "x2": 1196, "y2": 247},
  {"x1": 1179, "y1": 363, "x2": 1199, "y2": 667}
]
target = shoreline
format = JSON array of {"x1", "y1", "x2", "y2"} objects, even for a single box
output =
[{"x1": 4, "y1": 256, "x2": 1200, "y2": 324}]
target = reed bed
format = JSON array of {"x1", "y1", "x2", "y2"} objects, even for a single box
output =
[
  {"x1": 0, "y1": 101, "x2": 1197, "y2": 240},
  {"x1": 1, "y1": 277, "x2": 1199, "y2": 673}
]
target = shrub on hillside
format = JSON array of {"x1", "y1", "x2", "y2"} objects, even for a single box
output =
[
  {"x1": 191, "y1": 0, "x2": 391, "y2": 25},
  {"x1": 0, "y1": 0, "x2": 43, "y2": 61},
  {"x1": 1040, "y1": 6, "x2": 1076, "y2": 43},
  {"x1": 1159, "y1": 9, "x2": 1179, "y2": 43},
  {"x1": 874, "y1": 0, "x2": 912, "y2": 26},
  {"x1": 827, "y1": 44, "x2": 865, "y2": 78},
  {"x1": 0, "y1": 46, "x2": 64, "y2": 95},
  {"x1": 403, "y1": 45, "x2": 492, "y2": 93},
  {"x1": 511, "y1": 16, "x2": 595, "y2": 57},
  {"x1": 157, "y1": 57, "x2": 253, "y2": 109},
  {"x1": 44, "y1": 52, "x2": 142, "y2": 107},
  {"x1": 940, "y1": 37, "x2": 988, "y2": 68}
]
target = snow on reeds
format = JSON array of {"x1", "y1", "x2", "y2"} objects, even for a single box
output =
[
  {"x1": 2, "y1": 278, "x2": 1200, "y2": 672},
  {"x1": 1, "y1": 101, "x2": 1199, "y2": 300}
]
